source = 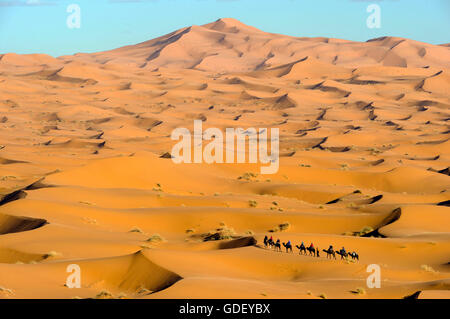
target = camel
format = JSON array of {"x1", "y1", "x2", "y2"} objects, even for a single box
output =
[
  {"x1": 282, "y1": 242, "x2": 293, "y2": 253},
  {"x1": 274, "y1": 240, "x2": 282, "y2": 252},
  {"x1": 322, "y1": 248, "x2": 336, "y2": 259},
  {"x1": 296, "y1": 244, "x2": 306, "y2": 255},
  {"x1": 336, "y1": 249, "x2": 348, "y2": 260},
  {"x1": 348, "y1": 251, "x2": 359, "y2": 261},
  {"x1": 306, "y1": 246, "x2": 316, "y2": 257},
  {"x1": 267, "y1": 237, "x2": 274, "y2": 249}
]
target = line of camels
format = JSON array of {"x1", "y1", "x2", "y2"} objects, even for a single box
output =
[{"x1": 263, "y1": 236, "x2": 359, "y2": 261}]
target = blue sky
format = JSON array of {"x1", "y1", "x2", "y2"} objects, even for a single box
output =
[{"x1": 0, "y1": 0, "x2": 449, "y2": 57}]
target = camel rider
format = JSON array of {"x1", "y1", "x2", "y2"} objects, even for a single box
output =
[
  {"x1": 309, "y1": 242, "x2": 314, "y2": 249},
  {"x1": 329, "y1": 245, "x2": 333, "y2": 251},
  {"x1": 287, "y1": 240, "x2": 291, "y2": 246},
  {"x1": 341, "y1": 247, "x2": 346, "y2": 254}
]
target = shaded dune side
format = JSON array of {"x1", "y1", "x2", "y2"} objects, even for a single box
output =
[
  {"x1": 378, "y1": 206, "x2": 450, "y2": 237},
  {"x1": 215, "y1": 236, "x2": 257, "y2": 249},
  {"x1": 65, "y1": 251, "x2": 183, "y2": 294},
  {"x1": 0, "y1": 189, "x2": 27, "y2": 206},
  {"x1": 0, "y1": 178, "x2": 45, "y2": 206},
  {"x1": 362, "y1": 207, "x2": 402, "y2": 238},
  {"x1": 404, "y1": 279, "x2": 450, "y2": 299},
  {"x1": 0, "y1": 179, "x2": 48, "y2": 235},
  {"x1": 326, "y1": 191, "x2": 383, "y2": 205},
  {"x1": 0, "y1": 213, "x2": 47, "y2": 235},
  {"x1": 186, "y1": 236, "x2": 258, "y2": 250}
]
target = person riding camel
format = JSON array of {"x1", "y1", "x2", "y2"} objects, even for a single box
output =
[
  {"x1": 328, "y1": 245, "x2": 333, "y2": 251},
  {"x1": 309, "y1": 242, "x2": 314, "y2": 249},
  {"x1": 337, "y1": 246, "x2": 347, "y2": 259}
]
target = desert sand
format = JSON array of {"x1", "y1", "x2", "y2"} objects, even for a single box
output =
[{"x1": 0, "y1": 18, "x2": 449, "y2": 299}]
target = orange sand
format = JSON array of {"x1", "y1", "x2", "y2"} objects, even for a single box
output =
[{"x1": 0, "y1": 18, "x2": 449, "y2": 299}]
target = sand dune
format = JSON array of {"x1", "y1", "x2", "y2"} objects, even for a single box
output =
[
  {"x1": 0, "y1": 18, "x2": 449, "y2": 299},
  {"x1": 53, "y1": 18, "x2": 450, "y2": 73}
]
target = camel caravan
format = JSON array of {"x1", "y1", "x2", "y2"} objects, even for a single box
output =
[{"x1": 263, "y1": 236, "x2": 359, "y2": 261}]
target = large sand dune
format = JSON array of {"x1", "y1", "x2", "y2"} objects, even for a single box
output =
[{"x1": 0, "y1": 18, "x2": 449, "y2": 299}]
